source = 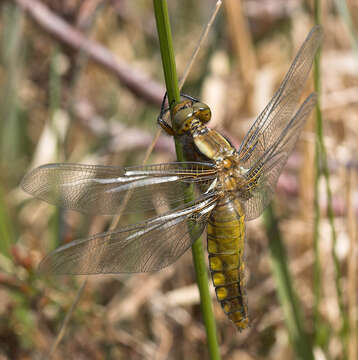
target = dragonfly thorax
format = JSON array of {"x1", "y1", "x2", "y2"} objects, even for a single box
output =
[{"x1": 214, "y1": 155, "x2": 246, "y2": 193}]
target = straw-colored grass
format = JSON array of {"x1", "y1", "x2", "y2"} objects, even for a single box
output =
[{"x1": 1, "y1": 1, "x2": 357, "y2": 359}]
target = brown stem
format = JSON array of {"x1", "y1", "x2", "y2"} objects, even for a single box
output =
[{"x1": 12, "y1": 0, "x2": 165, "y2": 105}]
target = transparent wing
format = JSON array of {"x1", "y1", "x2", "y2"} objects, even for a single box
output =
[
  {"x1": 239, "y1": 93, "x2": 317, "y2": 220},
  {"x1": 237, "y1": 25, "x2": 323, "y2": 168},
  {"x1": 21, "y1": 162, "x2": 217, "y2": 218},
  {"x1": 38, "y1": 195, "x2": 218, "y2": 275}
]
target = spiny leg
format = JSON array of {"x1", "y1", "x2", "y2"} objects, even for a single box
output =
[{"x1": 157, "y1": 91, "x2": 175, "y2": 136}]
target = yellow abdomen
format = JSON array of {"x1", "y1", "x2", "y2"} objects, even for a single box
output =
[{"x1": 207, "y1": 197, "x2": 248, "y2": 330}]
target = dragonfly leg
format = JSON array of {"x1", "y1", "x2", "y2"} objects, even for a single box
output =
[
  {"x1": 158, "y1": 91, "x2": 177, "y2": 136},
  {"x1": 157, "y1": 115, "x2": 175, "y2": 136},
  {"x1": 181, "y1": 93, "x2": 200, "y2": 103}
]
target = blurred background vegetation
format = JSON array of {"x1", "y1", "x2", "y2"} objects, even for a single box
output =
[{"x1": 0, "y1": 0, "x2": 358, "y2": 359}]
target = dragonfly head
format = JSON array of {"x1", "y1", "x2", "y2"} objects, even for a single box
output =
[{"x1": 172, "y1": 100, "x2": 211, "y2": 135}]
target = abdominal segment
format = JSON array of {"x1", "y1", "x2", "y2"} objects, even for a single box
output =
[{"x1": 207, "y1": 199, "x2": 248, "y2": 330}]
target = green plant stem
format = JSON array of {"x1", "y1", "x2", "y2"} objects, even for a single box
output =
[
  {"x1": 0, "y1": 4, "x2": 23, "y2": 170},
  {"x1": 49, "y1": 47, "x2": 62, "y2": 250},
  {"x1": 0, "y1": 185, "x2": 14, "y2": 257},
  {"x1": 313, "y1": 0, "x2": 322, "y2": 344},
  {"x1": 314, "y1": 1, "x2": 348, "y2": 356},
  {"x1": 153, "y1": 1, "x2": 180, "y2": 108},
  {"x1": 264, "y1": 204, "x2": 314, "y2": 360},
  {"x1": 153, "y1": 1, "x2": 220, "y2": 359}
]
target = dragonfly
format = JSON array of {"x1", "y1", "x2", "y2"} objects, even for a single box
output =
[{"x1": 21, "y1": 26, "x2": 323, "y2": 330}]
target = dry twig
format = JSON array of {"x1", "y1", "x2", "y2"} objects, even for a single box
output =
[{"x1": 12, "y1": 0, "x2": 165, "y2": 105}]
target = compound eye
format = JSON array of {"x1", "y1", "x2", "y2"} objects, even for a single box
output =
[
  {"x1": 172, "y1": 107, "x2": 194, "y2": 134},
  {"x1": 193, "y1": 102, "x2": 211, "y2": 123}
]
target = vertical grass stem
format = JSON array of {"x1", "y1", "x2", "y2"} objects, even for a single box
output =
[
  {"x1": 314, "y1": 1, "x2": 348, "y2": 356},
  {"x1": 264, "y1": 204, "x2": 314, "y2": 360},
  {"x1": 153, "y1": 1, "x2": 221, "y2": 359}
]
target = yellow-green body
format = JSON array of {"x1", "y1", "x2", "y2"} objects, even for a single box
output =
[
  {"x1": 165, "y1": 99, "x2": 250, "y2": 330},
  {"x1": 195, "y1": 128, "x2": 249, "y2": 330},
  {"x1": 207, "y1": 197, "x2": 248, "y2": 330}
]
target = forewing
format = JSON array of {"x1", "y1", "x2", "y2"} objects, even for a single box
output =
[
  {"x1": 240, "y1": 93, "x2": 317, "y2": 220},
  {"x1": 21, "y1": 162, "x2": 217, "y2": 218},
  {"x1": 237, "y1": 25, "x2": 323, "y2": 168},
  {"x1": 38, "y1": 195, "x2": 218, "y2": 275}
]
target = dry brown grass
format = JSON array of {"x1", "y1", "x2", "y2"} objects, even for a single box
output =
[{"x1": 1, "y1": 0, "x2": 357, "y2": 359}]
